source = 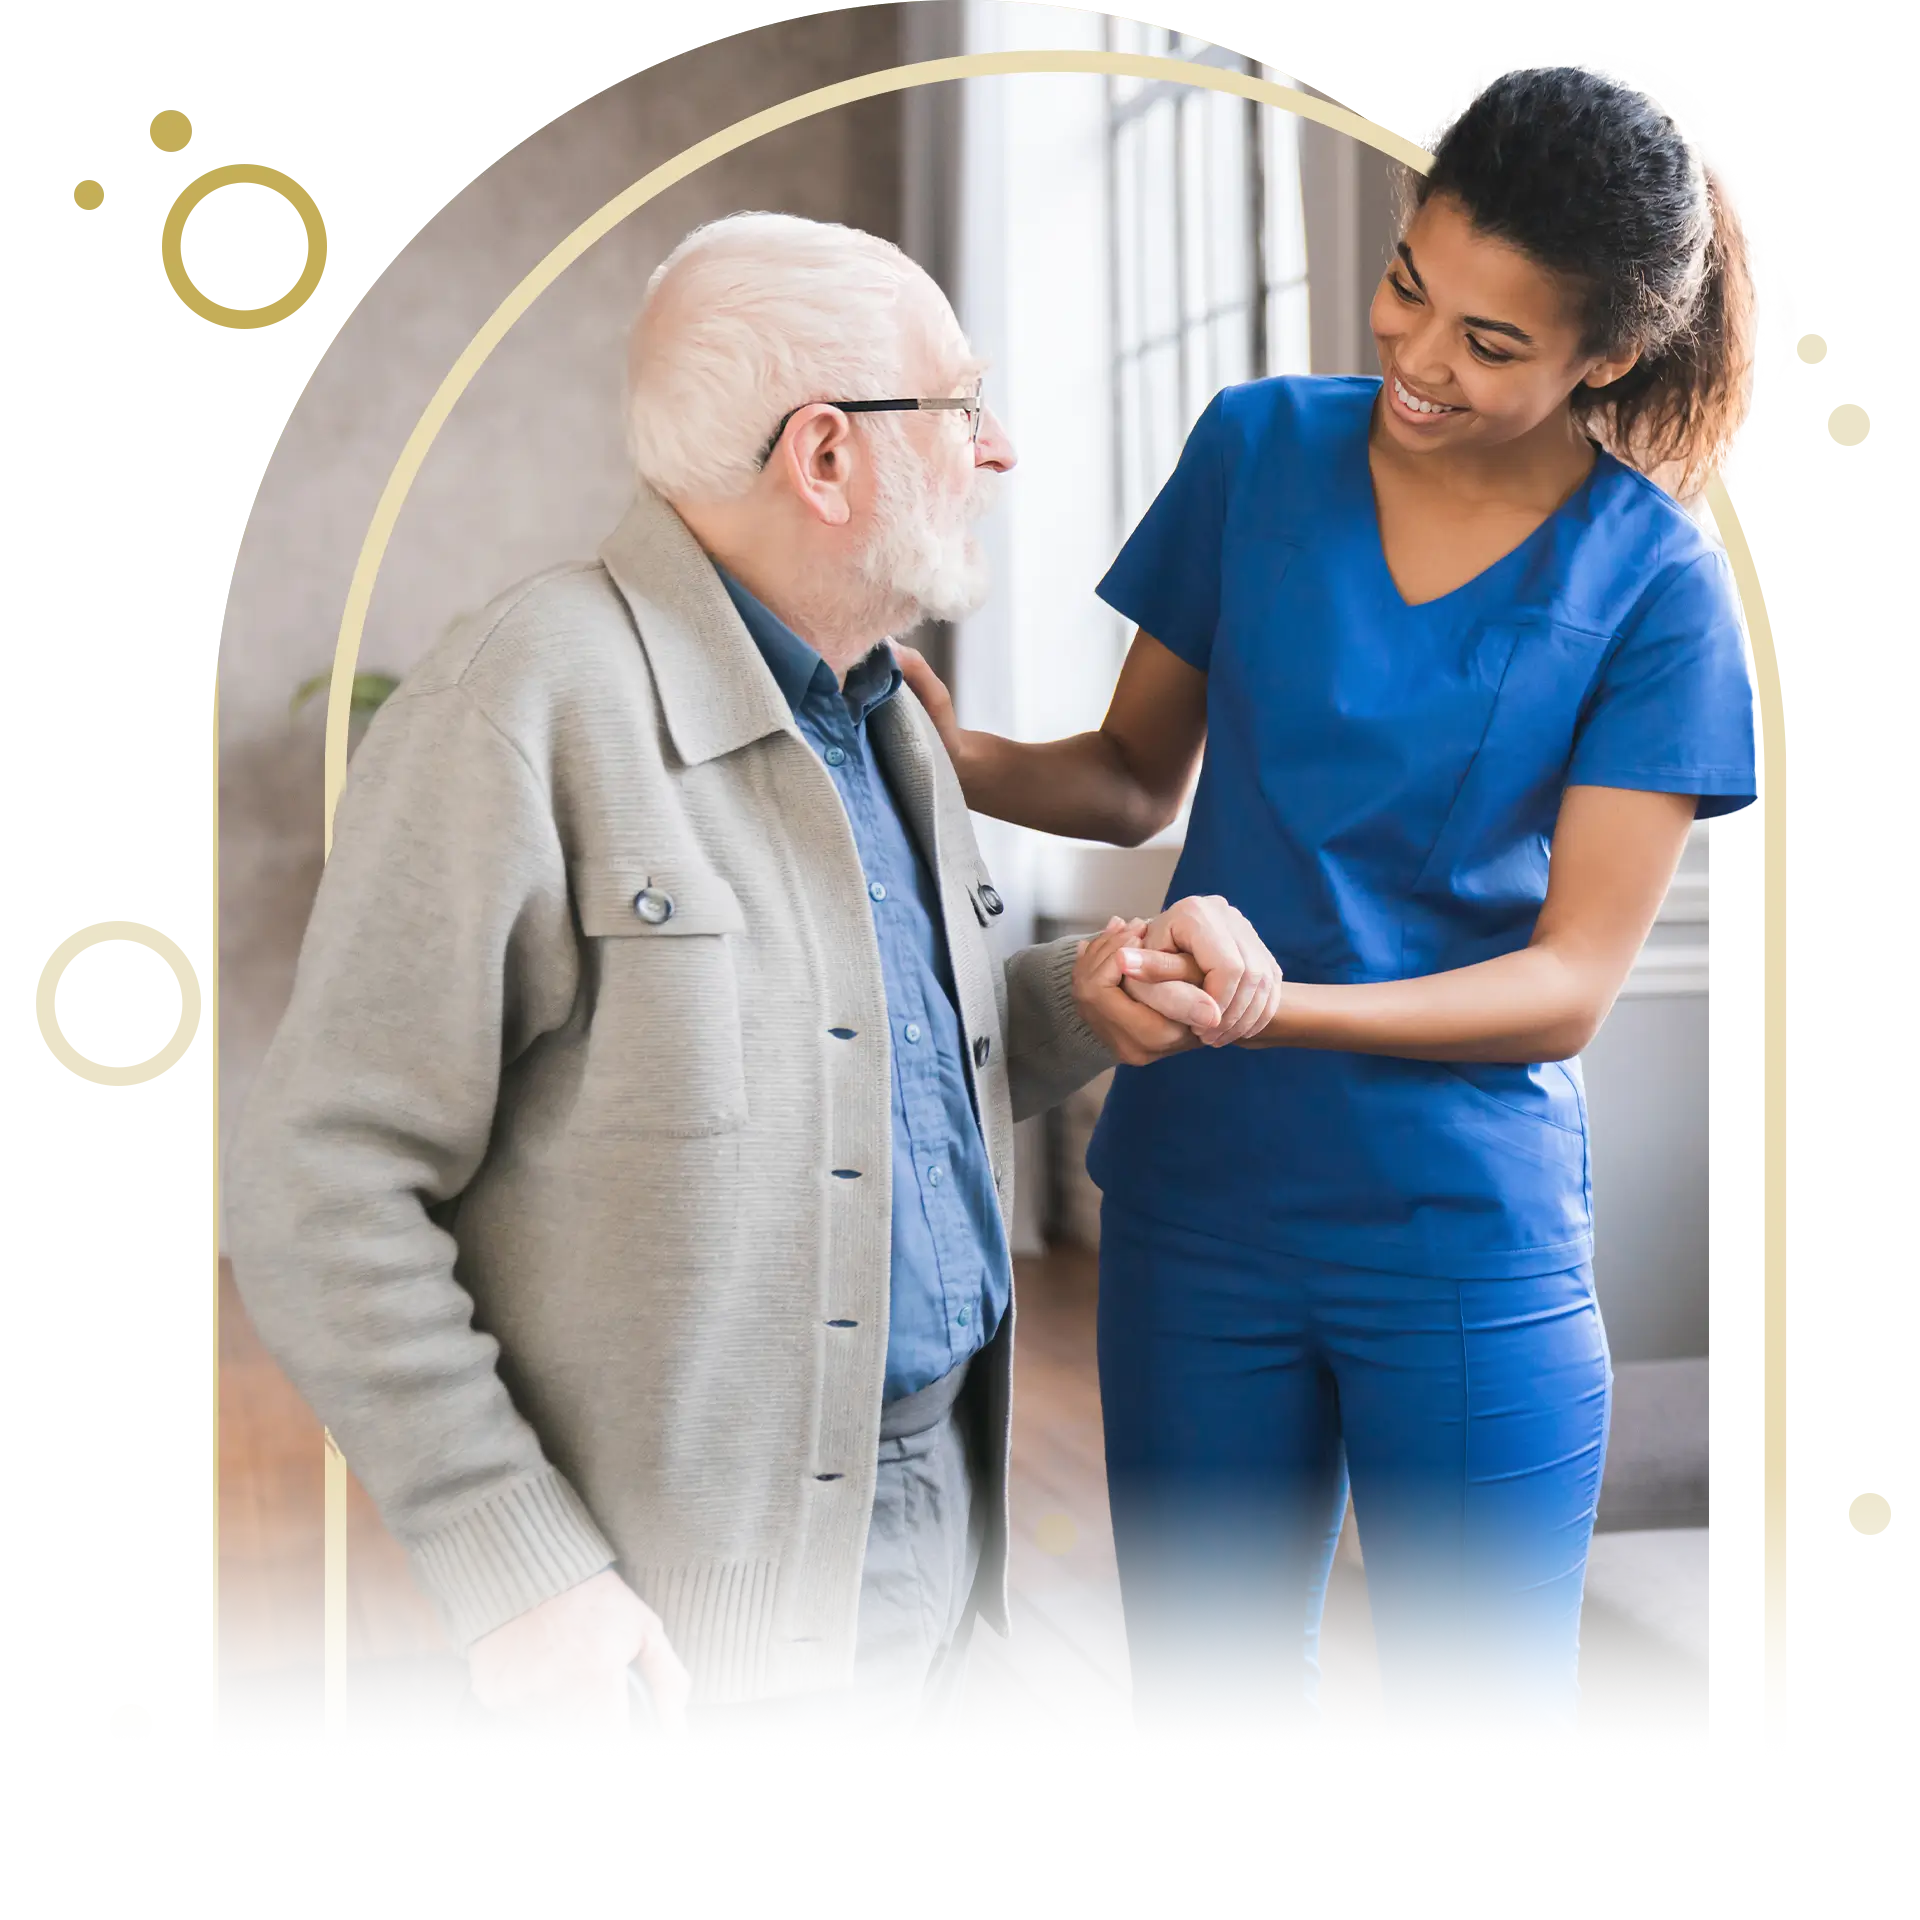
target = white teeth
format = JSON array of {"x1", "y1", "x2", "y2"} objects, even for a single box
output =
[{"x1": 1393, "y1": 375, "x2": 1457, "y2": 416}]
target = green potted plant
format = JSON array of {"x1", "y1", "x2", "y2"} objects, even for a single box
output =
[{"x1": 291, "y1": 671, "x2": 401, "y2": 767}]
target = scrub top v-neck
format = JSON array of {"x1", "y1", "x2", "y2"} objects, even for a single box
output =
[{"x1": 1088, "y1": 374, "x2": 1757, "y2": 1280}]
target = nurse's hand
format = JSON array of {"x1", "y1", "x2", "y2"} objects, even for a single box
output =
[
  {"x1": 894, "y1": 643, "x2": 974, "y2": 771},
  {"x1": 1123, "y1": 896, "x2": 1284, "y2": 1046},
  {"x1": 1072, "y1": 917, "x2": 1221, "y2": 1065}
]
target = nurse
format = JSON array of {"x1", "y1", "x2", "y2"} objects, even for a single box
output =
[{"x1": 899, "y1": 67, "x2": 1759, "y2": 1722}]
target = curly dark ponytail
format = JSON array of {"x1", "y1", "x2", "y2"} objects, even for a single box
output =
[{"x1": 1417, "y1": 68, "x2": 1755, "y2": 497}]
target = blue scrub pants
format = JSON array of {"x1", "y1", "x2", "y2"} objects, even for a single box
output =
[{"x1": 1096, "y1": 1198, "x2": 1612, "y2": 1725}]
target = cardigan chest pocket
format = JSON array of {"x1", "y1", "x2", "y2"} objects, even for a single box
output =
[{"x1": 571, "y1": 870, "x2": 749, "y2": 1138}]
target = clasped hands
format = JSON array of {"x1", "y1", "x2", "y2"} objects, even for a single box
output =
[{"x1": 1070, "y1": 895, "x2": 1284, "y2": 1067}]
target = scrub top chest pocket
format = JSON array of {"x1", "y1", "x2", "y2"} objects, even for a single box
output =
[
  {"x1": 1400, "y1": 614, "x2": 1618, "y2": 976},
  {"x1": 570, "y1": 867, "x2": 749, "y2": 1137},
  {"x1": 1211, "y1": 545, "x2": 1535, "y2": 983}
]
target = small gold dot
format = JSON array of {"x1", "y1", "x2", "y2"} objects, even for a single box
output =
[
  {"x1": 143, "y1": 108, "x2": 192, "y2": 153},
  {"x1": 1829, "y1": 404, "x2": 1871, "y2": 447},
  {"x1": 73, "y1": 180, "x2": 104, "y2": 210},
  {"x1": 1797, "y1": 334, "x2": 1827, "y2": 364},
  {"x1": 1034, "y1": 1512, "x2": 1078, "y2": 1556},
  {"x1": 1850, "y1": 1493, "x2": 1891, "y2": 1535}
]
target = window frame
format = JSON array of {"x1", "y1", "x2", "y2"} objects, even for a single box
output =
[
  {"x1": 1103, "y1": 28, "x2": 1311, "y2": 546},
  {"x1": 1105, "y1": 30, "x2": 1313, "y2": 568}
]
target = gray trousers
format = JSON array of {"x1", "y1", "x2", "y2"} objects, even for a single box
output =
[{"x1": 487, "y1": 1359, "x2": 983, "y2": 1758}]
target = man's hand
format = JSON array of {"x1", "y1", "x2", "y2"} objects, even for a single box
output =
[
  {"x1": 1073, "y1": 916, "x2": 1220, "y2": 1066},
  {"x1": 1123, "y1": 896, "x2": 1283, "y2": 1047},
  {"x1": 467, "y1": 1567, "x2": 691, "y2": 1735}
]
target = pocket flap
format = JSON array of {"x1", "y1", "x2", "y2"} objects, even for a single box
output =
[{"x1": 578, "y1": 868, "x2": 747, "y2": 938}]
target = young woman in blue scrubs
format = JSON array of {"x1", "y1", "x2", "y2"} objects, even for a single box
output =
[{"x1": 902, "y1": 68, "x2": 1758, "y2": 1720}]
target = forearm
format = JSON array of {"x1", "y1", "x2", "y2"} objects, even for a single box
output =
[
  {"x1": 955, "y1": 728, "x2": 1178, "y2": 846},
  {"x1": 1248, "y1": 942, "x2": 1611, "y2": 1062}
]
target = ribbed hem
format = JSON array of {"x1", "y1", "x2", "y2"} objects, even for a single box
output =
[
  {"x1": 641, "y1": 1560, "x2": 781, "y2": 1704},
  {"x1": 409, "y1": 1469, "x2": 617, "y2": 1648}
]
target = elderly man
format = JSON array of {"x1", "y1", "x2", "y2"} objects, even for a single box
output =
[{"x1": 226, "y1": 212, "x2": 1265, "y2": 1730}]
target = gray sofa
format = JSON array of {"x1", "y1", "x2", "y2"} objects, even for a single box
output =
[{"x1": 1582, "y1": 1351, "x2": 1758, "y2": 1758}]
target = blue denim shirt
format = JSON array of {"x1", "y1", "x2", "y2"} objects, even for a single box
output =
[{"x1": 719, "y1": 571, "x2": 1010, "y2": 1399}]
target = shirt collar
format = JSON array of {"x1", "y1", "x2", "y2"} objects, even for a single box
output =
[
  {"x1": 716, "y1": 568, "x2": 901, "y2": 726},
  {"x1": 841, "y1": 642, "x2": 904, "y2": 725}
]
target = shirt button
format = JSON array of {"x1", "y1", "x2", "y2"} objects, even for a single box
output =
[
  {"x1": 824, "y1": 746, "x2": 847, "y2": 767},
  {"x1": 957, "y1": 1305, "x2": 970, "y2": 1327},
  {"x1": 927, "y1": 1165, "x2": 944, "y2": 1187},
  {"x1": 632, "y1": 887, "x2": 674, "y2": 925},
  {"x1": 904, "y1": 1022, "x2": 922, "y2": 1044},
  {"x1": 869, "y1": 880, "x2": 888, "y2": 902}
]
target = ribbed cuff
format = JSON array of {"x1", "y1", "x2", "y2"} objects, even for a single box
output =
[
  {"x1": 408, "y1": 1468, "x2": 617, "y2": 1648},
  {"x1": 1007, "y1": 935, "x2": 1115, "y2": 1122},
  {"x1": 1040, "y1": 934, "x2": 1111, "y2": 1077}
]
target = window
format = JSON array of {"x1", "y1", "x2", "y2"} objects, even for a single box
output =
[{"x1": 1106, "y1": 25, "x2": 1312, "y2": 537}]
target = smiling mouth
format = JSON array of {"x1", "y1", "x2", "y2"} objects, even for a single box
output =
[{"x1": 1390, "y1": 371, "x2": 1466, "y2": 418}]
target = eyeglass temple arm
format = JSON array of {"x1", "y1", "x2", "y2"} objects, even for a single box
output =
[{"x1": 757, "y1": 395, "x2": 980, "y2": 466}]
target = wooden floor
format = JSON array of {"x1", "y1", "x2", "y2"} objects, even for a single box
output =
[{"x1": 220, "y1": 1251, "x2": 1397, "y2": 1758}]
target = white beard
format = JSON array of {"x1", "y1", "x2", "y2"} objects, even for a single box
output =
[{"x1": 855, "y1": 437, "x2": 997, "y2": 629}]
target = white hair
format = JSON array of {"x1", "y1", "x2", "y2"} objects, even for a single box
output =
[{"x1": 625, "y1": 212, "x2": 935, "y2": 503}]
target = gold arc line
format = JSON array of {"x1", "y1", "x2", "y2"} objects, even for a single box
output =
[
  {"x1": 1704, "y1": 476, "x2": 1789, "y2": 1758},
  {"x1": 299, "y1": 41, "x2": 1827, "y2": 1758}
]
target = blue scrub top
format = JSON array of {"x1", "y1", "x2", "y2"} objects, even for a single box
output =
[{"x1": 1089, "y1": 375, "x2": 1758, "y2": 1279}]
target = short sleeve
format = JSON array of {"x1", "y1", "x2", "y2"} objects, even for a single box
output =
[
  {"x1": 1095, "y1": 391, "x2": 1231, "y2": 672},
  {"x1": 1567, "y1": 549, "x2": 1758, "y2": 819}
]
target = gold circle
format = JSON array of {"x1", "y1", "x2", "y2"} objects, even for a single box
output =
[
  {"x1": 150, "y1": 110, "x2": 193, "y2": 152},
  {"x1": 1829, "y1": 404, "x2": 1871, "y2": 446},
  {"x1": 73, "y1": 179, "x2": 104, "y2": 210},
  {"x1": 36, "y1": 921, "x2": 207, "y2": 1090},
  {"x1": 1796, "y1": 334, "x2": 1826, "y2": 364},
  {"x1": 1850, "y1": 1493, "x2": 1892, "y2": 1535},
  {"x1": 160, "y1": 164, "x2": 326, "y2": 329}
]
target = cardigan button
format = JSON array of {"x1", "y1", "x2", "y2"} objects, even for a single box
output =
[
  {"x1": 977, "y1": 884, "x2": 1004, "y2": 917},
  {"x1": 633, "y1": 887, "x2": 674, "y2": 925},
  {"x1": 973, "y1": 1034, "x2": 991, "y2": 1067}
]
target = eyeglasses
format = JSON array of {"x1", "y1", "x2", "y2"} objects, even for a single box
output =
[{"x1": 756, "y1": 385, "x2": 984, "y2": 468}]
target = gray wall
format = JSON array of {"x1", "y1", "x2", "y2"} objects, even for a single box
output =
[
  {"x1": 217, "y1": 9, "x2": 908, "y2": 1171},
  {"x1": 1586, "y1": 996, "x2": 1709, "y2": 1362},
  {"x1": 897, "y1": 0, "x2": 967, "y2": 689},
  {"x1": 1298, "y1": 96, "x2": 1408, "y2": 376}
]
